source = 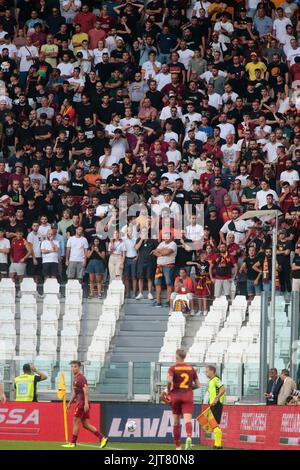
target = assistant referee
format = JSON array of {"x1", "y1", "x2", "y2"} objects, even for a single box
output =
[
  {"x1": 204, "y1": 365, "x2": 226, "y2": 450},
  {"x1": 14, "y1": 364, "x2": 48, "y2": 402}
]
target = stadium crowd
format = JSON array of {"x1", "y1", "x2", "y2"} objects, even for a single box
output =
[{"x1": 0, "y1": 0, "x2": 298, "y2": 311}]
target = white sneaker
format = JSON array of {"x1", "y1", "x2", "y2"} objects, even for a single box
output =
[
  {"x1": 135, "y1": 293, "x2": 143, "y2": 300},
  {"x1": 176, "y1": 446, "x2": 182, "y2": 451},
  {"x1": 195, "y1": 311, "x2": 201, "y2": 316},
  {"x1": 190, "y1": 310, "x2": 195, "y2": 316},
  {"x1": 203, "y1": 310, "x2": 208, "y2": 316},
  {"x1": 147, "y1": 292, "x2": 154, "y2": 300}
]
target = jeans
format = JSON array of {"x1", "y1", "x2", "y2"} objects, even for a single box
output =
[{"x1": 247, "y1": 279, "x2": 261, "y2": 296}]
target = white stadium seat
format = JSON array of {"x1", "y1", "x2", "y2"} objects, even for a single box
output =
[
  {"x1": 225, "y1": 343, "x2": 244, "y2": 363},
  {"x1": 65, "y1": 280, "x2": 83, "y2": 302},
  {"x1": 43, "y1": 278, "x2": 60, "y2": 295},
  {"x1": 216, "y1": 327, "x2": 237, "y2": 347},
  {"x1": 20, "y1": 278, "x2": 37, "y2": 295},
  {"x1": 205, "y1": 343, "x2": 225, "y2": 363}
]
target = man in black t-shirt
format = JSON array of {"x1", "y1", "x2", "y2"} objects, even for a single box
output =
[
  {"x1": 106, "y1": 164, "x2": 126, "y2": 198},
  {"x1": 292, "y1": 242, "x2": 300, "y2": 292},
  {"x1": 240, "y1": 245, "x2": 261, "y2": 299},
  {"x1": 277, "y1": 230, "x2": 292, "y2": 296},
  {"x1": 135, "y1": 227, "x2": 158, "y2": 300}
]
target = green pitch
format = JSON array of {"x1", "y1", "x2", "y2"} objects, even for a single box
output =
[{"x1": 0, "y1": 440, "x2": 212, "y2": 451}]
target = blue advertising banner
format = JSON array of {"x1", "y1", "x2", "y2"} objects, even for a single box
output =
[{"x1": 101, "y1": 403, "x2": 201, "y2": 443}]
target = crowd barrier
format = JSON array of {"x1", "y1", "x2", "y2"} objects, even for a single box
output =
[
  {"x1": 0, "y1": 402, "x2": 300, "y2": 449},
  {"x1": 201, "y1": 405, "x2": 300, "y2": 450},
  {"x1": 0, "y1": 402, "x2": 101, "y2": 442}
]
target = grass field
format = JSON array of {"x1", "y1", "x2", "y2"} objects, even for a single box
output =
[{"x1": 0, "y1": 440, "x2": 212, "y2": 451}]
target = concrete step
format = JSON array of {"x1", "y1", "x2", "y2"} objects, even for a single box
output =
[
  {"x1": 115, "y1": 337, "x2": 164, "y2": 348},
  {"x1": 112, "y1": 346, "x2": 161, "y2": 353},
  {"x1": 117, "y1": 330, "x2": 166, "y2": 337},
  {"x1": 111, "y1": 353, "x2": 159, "y2": 362},
  {"x1": 121, "y1": 321, "x2": 168, "y2": 331}
]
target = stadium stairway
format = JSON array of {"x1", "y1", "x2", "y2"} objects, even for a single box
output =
[
  {"x1": 97, "y1": 299, "x2": 169, "y2": 396},
  {"x1": 181, "y1": 316, "x2": 204, "y2": 351}
]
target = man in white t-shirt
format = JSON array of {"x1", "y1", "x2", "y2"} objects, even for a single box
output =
[
  {"x1": 178, "y1": 40, "x2": 194, "y2": 70},
  {"x1": 41, "y1": 229, "x2": 60, "y2": 279},
  {"x1": 273, "y1": 9, "x2": 292, "y2": 44},
  {"x1": 17, "y1": 36, "x2": 38, "y2": 85},
  {"x1": 214, "y1": 15, "x2": 234, "y2": 44},
  {"x1": 66, "y1": 226, "x2": 88, "y2": 280},
  {"x1": 217, "y1": 113, "x2": 235, "y2": 139},
  {"x1": 0, "y1": 227, "x2": 10, "y2": 275},
  {"x1": 186, "y1": 214, "x2": 204, "y2": 247},
  {"x1": 220, "y1": 207, "x2": 250, "y2": 245},
  {"x1": 152, "y1": 233, "x2": 178, "y2": 307},
  {"x1": 38, "y1": 216, "x2": 51, "y2": 240},
  {"x1": 286, "y1": 38, "x2": 300, "y2": 65},
  {"x1": 255, "y1": 180, "x2": 279, "y2": 209},
  {"x1": 166, "y1": 139, "x2": 182, "y2": 169},
  {"x1": 27, "y1": 221, "x2": 43, "y2": 283},
  {"x1": 179, "y1": 162, "x2": 196, "y2": 191},
  {"x1": 263, "y1": 133, "x2": 282, "y2": 163},
  {"x1": 221, "y1": 134, "x2": 239, "y2": 168},
  {"x1": 142, "y1": 51, "x2": 161, "y2": 80},
  {"x1": 57, "y1": 53, "x2": 74, "y2": 78},
  {"x1": 49, "y1": 162, "x2": 70, "y2": 191},
  {"x1": 280, "y1": 159, "x2": 300, "y2": 189},
  {"x1": 162, "y1": 162, "x2": 179, "y2": 188}
]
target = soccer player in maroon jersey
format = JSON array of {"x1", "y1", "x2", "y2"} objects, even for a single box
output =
[
  {"x1": 166, "y1": 349, "x2": 200, "y2": 450},
  {"x1": 63, "y1": 361, "x2": 108, "y2": 449}
]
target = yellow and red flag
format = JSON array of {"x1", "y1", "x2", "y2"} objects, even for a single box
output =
[
  {"x1": 57, "y1": 373, "x2": 68, "y2": 443},
  {"x1": 196, "y1": 406, "x2": 218, "y2": 432}
]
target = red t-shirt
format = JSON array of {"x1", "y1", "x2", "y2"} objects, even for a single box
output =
[
  {"x1": 174, "y1": 276, "x2": 194, "y2": 294},
  {"x1": 74, "y1": 12, "x2": 97, "y2": 33},
  {"x1": 168, "y1": 363, "x2": 198, "y2": 394},
  {"x1": 73, "y1": 373, "x2": 87, "y2": 406}
]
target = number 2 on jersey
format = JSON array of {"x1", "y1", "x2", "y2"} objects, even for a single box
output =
[{"x1": 180, "y1": 373, "x2": 189, "y2": 389}]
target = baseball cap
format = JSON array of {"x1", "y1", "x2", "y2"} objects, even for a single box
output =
[
  {"x1": 0, "y1": 195, "x2": 10, "y2": 204},
  {"x1": 250, "y1": 52, "x2": 257, "y2": 57},
  {"x1": 163, "y1": 188, "x2": 173, "y2": 195},
  {"x1": 40, "y1": 112, "x2": 47, "y2": 119},
  {"x1": 209, "y1": 206, "x2": 218, "y2": 213}
]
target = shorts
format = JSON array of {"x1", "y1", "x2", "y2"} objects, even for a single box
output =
[
  {"x1": 74, "y1": 402, "x2": 91, "y2": 420},
  {"x1": 246, "y1": 279, "x2": 261, "y2": 296},
  {"x1": 0, "y1": 263, "x2": 8, "y2": 274},
  {"x1": 210, "y1": 401, "x2": 223, "y2": 424},
  {"x1": 27, "y1": 258, "x2": 42, "y2": 276},
  {"x1": 154, "y1": 265, "x2": 175, "y2": 286},
  {"x1": 170, "y1": 393, "x2": 194, "y2": 415},
  {"x1": 67, "y1": 261, "x2": 85, "y2": 279},
  {"x1": 124, "y1": 258, "x2": 137, "y2": 278},
  {"x1": 42, "y1": 262, "x2": 59, "y2": 278},
  {"x1": 85, "y1": 259, "x2": 105, "y2": 275},
  {"x1": 136, "y1": 262, "x2": 156, "y2": 279},
  {"x1": 9, "y1": 262, "x2": 26, "y2": 276}
]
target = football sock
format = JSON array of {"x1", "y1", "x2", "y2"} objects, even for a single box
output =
[
  {"x1": 185, "y1": 422, "x2": 192, "y2": 438},
  {"x1": 214, "y1": 427, "x2": 222, "y2": 447},
  {"x1": 94, "y1": 430, "x2": 104, "y2": 440},
  {"x1": 173, "y1": 425, "x2": 181, "y2": 447},
  {"x1": 71, "y1": 434, "x2": 78, "y2": 444}
]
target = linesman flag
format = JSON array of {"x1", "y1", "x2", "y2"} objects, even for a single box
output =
[
  {"x1": 57, "y1": 373, "x2": 68, "y2": 443},
  {"x1": 196, "y1": 406, "x2": 218, "y2": 433},
  {"x1": 57, "y1": 373, "x2": 67, "y2": 399}
]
